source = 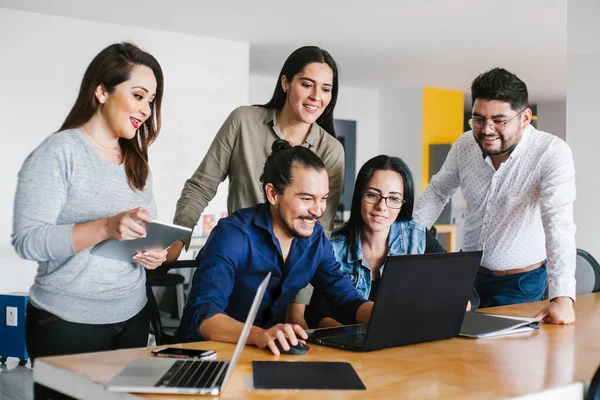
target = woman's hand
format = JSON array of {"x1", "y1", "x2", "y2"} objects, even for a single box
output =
[
  {"x1": 72, "y1": 207, "x2": 152, "y2": 253},
  {"x1": 104, "y1": 207, "x2": 151, "y2": 241},
  {"x1": 133, "y1": 249, "x2": 168, "y2": 270}
]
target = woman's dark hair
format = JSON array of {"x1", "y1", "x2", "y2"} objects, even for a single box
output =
[
  {"x1": 259, "y1": 46, "x2": 339, "y2": 137},
  {"x1": 260, "y1": 139, "x2": 326, "y2": 198},
  {"x1": 471, "y1": 67, "x2": 528, "y2": 111},
  {"x1": 59, "y1": 42, "x2": 164, "y2": 191},
  {"x1": 339, "y1": 155, "x2": 415, "y2": 248}
]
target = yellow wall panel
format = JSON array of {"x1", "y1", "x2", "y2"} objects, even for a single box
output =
[{"x1": 421, "y1": 87, "x2": 464, "y2": 191}]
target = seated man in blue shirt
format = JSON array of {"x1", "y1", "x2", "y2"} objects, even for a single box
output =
[{"x1": 176, "y1": 140, "x2": 373, "y2": 355}]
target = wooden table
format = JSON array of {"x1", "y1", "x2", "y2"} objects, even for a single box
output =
[{"x1": 34, "y1": 294, "x2": 600, "y2": 399}]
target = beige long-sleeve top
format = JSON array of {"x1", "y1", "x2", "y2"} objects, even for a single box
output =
[{"x1": 174, "y1": 106, "x2": 345, "y2": 247}]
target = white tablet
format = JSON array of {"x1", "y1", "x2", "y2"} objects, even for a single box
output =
[{"x1": 91, "y1": 220, "x2": 192, "y2": 262}]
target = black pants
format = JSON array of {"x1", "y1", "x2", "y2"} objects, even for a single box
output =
[{"x1": 25, "y1": 302, "x2": 149, "y2": 361}]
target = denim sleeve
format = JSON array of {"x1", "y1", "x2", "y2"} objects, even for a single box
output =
[
  {"x1": 176, "y1": 220, "x2": 247, "y2": 342},
  {"x1": 311, "y1": 239, "x2": 367, "y2": 325}
]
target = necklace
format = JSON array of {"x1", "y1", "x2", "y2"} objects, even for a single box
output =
[{"x1": 82, "y1": 125, "x2": 122, "y2": 161}]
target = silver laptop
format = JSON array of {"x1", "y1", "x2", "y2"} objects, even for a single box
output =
[{"x1": 106, "y1": 272, "x2": 271, "y2": 395}]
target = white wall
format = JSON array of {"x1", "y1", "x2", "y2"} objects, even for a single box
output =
[
  {"x1": 0, "y1": 9, "x2": 249, "y2": 293},
  {"x1": 567, "y1": 0, "x2": 600, "y2": 258},
  {"x1": 379, "y1": 87, "x2": 424, "y2": 193},
  {"x1": 537, "y1": 100, "x2": 567, "y2": 140},
  {"x1": 249, "y1": 75, "x2": 276, "y2": 106},
  {"x1": 336, "y1": 86, "x2": 380, "y2": 170},
  {"x1": 249, "y1": 74, "x2": 381, "y2": 179}
]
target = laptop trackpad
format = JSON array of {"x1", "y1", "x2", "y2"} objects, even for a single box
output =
[{"x1": 107, "y1": 358, "x2": 173, "y2": 387}]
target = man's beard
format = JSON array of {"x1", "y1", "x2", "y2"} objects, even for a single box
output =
[
  {"x1": 479, "y1": 140, "x2": 517, "y2": 157},
  {"x1": 277, "y1": 204, "x2": 313, "y2": 239},
  {"x1": 476, "y1": 132, "x2": 521, "y2": 157}
]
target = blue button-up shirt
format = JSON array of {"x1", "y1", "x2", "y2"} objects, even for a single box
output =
[
  {"x1": 176, "y1": 204, "x2": 368, "y2": 342},
  {"x1": 331, "y1": 220, "x2": 426, "y2": 299}
]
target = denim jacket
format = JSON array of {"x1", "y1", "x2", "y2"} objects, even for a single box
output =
[{"x1": 330, "y1": 220, "x2": 426, "y2": 299}]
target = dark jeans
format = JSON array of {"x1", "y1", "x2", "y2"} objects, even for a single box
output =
[
  {"x1": 475, "y1": 263, "x2": 547, "y2": 308},
  {"x1": 25, "y1": 303, "x2": 149, "y2": 361}
]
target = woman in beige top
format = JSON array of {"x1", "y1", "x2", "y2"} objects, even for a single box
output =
[{"x1": 167, "y1": 46, "x2": 345, "y2": 262}]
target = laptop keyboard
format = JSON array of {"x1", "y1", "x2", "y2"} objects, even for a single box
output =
[
  {"x1": 320, "y1": 332, "x2": 365, "y2": 347},
  {"x1": 156, "y1": 360, "x2": 227, "y2": 388}
]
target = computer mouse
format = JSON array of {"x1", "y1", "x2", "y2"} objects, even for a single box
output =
[{"x1": 274, "y1": 339, "x2": 310, "y2": 355}]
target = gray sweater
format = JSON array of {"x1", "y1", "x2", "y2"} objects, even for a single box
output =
[{"x1": 12, "y1": 129, "x2": 156, "y2": 324}]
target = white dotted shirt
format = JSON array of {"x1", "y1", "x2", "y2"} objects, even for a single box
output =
[{"x1": 414, "y1": 126, "x2": 576, "y2": 300}]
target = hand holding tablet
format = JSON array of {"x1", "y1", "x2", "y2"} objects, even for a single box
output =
[
  {"x1": 91, "y1": 219, "x2": 192, "y2": 263},
  {"x1": 104, "y1": 207, "x2": 153, "y2": 241}
]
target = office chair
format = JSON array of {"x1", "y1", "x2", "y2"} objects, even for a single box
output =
[
  {"x1": 575, "y1": 248, "x2": 600, "y2": 295},
  {"x1": 146, "y1": 260, "x2": 198, "y2": 345},
  {"x1": 429, "y1": 225, "x2": 438, "y2": 238}
]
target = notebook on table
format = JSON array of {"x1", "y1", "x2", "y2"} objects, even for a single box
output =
[
  {"x1": 105, "y1": 272, "x2": 271, "y2": 395},
  {"x1": 459, "y1": 311, "x2": 541, "y2": 338},
  {"x1": 252, "y1": 361, "x2": 366, "y2": 390},
  {"x1": 307, "y1": 251, "x2": 482, "y2": 352}
]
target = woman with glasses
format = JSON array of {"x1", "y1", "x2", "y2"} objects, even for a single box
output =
[{"x1": 304, "y1": 155, "x2": 473, "y2": 328}]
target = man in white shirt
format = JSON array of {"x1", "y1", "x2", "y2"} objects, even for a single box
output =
[{"x1": 414, "y1": 68, "x2": 576, "y2": 324}]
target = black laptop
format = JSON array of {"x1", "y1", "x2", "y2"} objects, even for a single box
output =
[{"x1": 307, "y1": 251, "x2": 482, "y2": 352}]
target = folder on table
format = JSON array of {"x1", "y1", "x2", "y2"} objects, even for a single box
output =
[{"x1": 459, "y1": 311, "x2": 541, "y2": 338}]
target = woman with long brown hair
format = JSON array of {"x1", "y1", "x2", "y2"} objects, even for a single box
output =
[
  {"x1": 166, "y1": 46, "x2": 345, "y2": 314},
  {"x1": 12, "y1": 42, "x2": 166, "y2": 359},
  {"x1": 167, "y1": 46, "x2": 345, "y2": 264}
]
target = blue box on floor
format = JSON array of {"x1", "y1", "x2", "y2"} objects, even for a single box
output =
[{"x1": 0, "y1": 292, "x2": 29, "y2": 364}]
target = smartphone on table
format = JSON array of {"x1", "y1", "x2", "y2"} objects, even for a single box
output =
[{"x1": 151, "y1": 347, "x2": 217, "y2": 360}]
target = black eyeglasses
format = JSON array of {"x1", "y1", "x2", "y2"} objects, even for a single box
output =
[
  {"x1": 469, "y1": 109, "x2": 525, "y2": 133},
  {"x1": 362, "y1": 191, "x2": 406, "y2": 209}
]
